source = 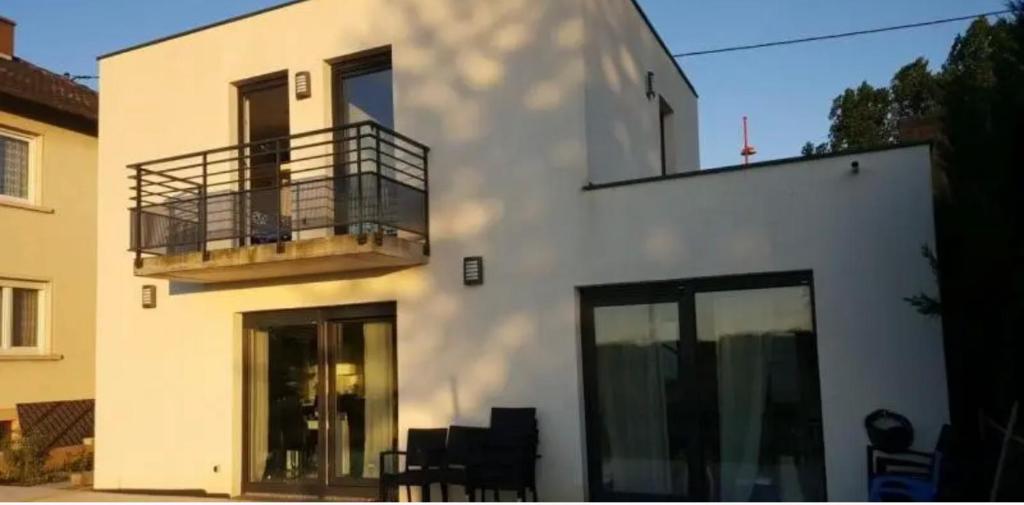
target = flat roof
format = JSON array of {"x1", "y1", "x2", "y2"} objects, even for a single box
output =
[
  {"x1": 95, "y1": 0, "x2": 699, "y2": 97},
  {"x1": 583, "y1": 141, "x2": 932, "y2": 191}
]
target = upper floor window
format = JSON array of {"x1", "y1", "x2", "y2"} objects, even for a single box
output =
[
  {"x1": 658, "y1": 96, "x2": 675, "y2": 175},
  {"x1": 0, "y1": 278, "x2": 48, "y2": 355},
  {"x1": 0, "y1": 127, "x2": 39, "y2": 204}
]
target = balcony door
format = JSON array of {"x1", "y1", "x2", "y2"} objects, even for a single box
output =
[
  {"x1": 580, "y1": 272, "x2": 827, "y2": 501},
  {"x1": 243, "y1": 303, "x2": 397, "y2": 499},
  {"x1": 239, "y1": 74, "x2": 290, "y2": 245},
  {"x1": 331, "y1": 48, "x2": 393, "y2": 236}
]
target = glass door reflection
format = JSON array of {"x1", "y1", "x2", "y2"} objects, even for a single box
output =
[
  {"x1": 694, "y1": 286, "x2": 825, "y2": 501},
  {"x1": 246, "y1": 322, "x2": 321, "y2": 485},
  {"x1": 593, "y1": 302, "x2": 690, "y2": 496},
  {"x1": 243, "y1": 305, "x2": 396, "y2": 498},
  {"x1": 328, "y1": 319, "x2": 396, "y2": 487},
  {"x1": 580, "y1": 273, "x2": 827, "y2": 501}
]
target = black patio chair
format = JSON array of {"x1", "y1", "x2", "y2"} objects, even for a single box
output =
[
  {"x1": 442, "y1": 425, "x2": 489, "y2": 501},
  {"x1": 476, "y1": 407, "x2": 540, "y2": 501},
  {"x1": 379, "y1": 427, "x2": 448, "y2": 502}
]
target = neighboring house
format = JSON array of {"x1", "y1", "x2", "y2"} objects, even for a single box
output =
[
  {"x1": 0, "y1": 16, "x2": 97, "y2": 449},
  {"x1": 94, "y1": 0, "x2": 947, "y2": 501}
]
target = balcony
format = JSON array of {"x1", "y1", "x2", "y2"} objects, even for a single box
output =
[{"x1": 129, "y1": 121, "x2": 429, "y2": 283}]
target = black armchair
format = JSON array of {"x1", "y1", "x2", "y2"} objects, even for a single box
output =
[
  {"x1": 379, "y1": 428, "x2": 448, "y2": 502},
  {"x1": 442, "y1": 425, "x2": 489, "y2": 501},
  {"x1": 475, "y1": 407, "x2": 540, "y2": 501}
]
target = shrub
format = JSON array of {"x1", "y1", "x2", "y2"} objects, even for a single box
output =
[{"x1": 0, "y1": 432, "x2": 48, "y2": 485}]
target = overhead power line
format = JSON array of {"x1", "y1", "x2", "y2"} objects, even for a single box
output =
[{"x1": 673, "y1": 9, "x2": 1013, "y2": 58}]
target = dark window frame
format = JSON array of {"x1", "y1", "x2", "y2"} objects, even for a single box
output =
[
  {"x1": 328, "y1": 46, "x2": 393, "y2": 236},
  {"x1": 658, "y1": 95, "x2": 674, "y2": 175},
  {"x1": 578, "y1": 270, "x2": 827, "y2": 501},
  {"x1": 240, "y1": 302, "x2": 397, "y2": 500},
  {"x1": 329, "y1": 46, "x2": 393, "y2": 127},
  {"x1": 234, "y1": 71, "x2": 290, "y2": 247}
]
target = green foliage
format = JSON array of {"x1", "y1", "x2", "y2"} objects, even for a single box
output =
[
  {"x1": 65, "y1": 448, "x2": 93, "y2": 473},
  {"x1": 903, "y1": 245, "x2": 942, "y2": 317},
  {"x1": 890, "y1": 57, "x2": 942, "y2": 121},
  {"x1": 808, "y1": 8, "x2": 1024, "y2": 457},
  {"x1": 827, "y1": 81, "x2": 895, "y2": 151},
  {"x1": 800, "y1": 141, "x2": 829, "y2": 157},
  {"x1": 0, "y1": 433, "x2": 48, "y2": 485},
  {"x1": 801, "y1": 53, "x2": 942, "y2": 154}
]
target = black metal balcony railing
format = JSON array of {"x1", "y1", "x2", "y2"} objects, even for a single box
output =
[{"x1": 129, "y1": 121, "x2": 429, "y2": 267}]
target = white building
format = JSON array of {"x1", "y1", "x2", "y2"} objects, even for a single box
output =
[{"x1": 94, "y1": 0, "x2": 948, "y2": 500}]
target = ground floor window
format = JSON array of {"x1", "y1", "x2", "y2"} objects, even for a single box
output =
[
  {"x1": 243, "y1": 303, "x2": 396, "y2": 499},
  {"x1": 580, "y1": 271, "x2": 826, "y2": 501},
  {"x1": 0, "y1": 278, "x2": 48, "y2": 355}
]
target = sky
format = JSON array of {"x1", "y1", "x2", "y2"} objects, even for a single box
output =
[{"x1": 1, "y1": 0, "x2": 1009, "y2": 168}]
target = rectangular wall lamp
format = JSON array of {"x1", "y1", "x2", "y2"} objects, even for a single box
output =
[{"x1": 463, "y1": 256, "x2": 484, "y2": 286}]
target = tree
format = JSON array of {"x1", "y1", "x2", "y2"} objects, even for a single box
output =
[
  {"x1": 890, "y1": 57, "x2": 942, "y2": 122},
  {"x1": 933, "y1": 14, "x2": 1024, "y2": 433},
  {"x1": 805, "y1": 7, "x2": 1024, "y2": 497},
  {"x1": 801, "y1": 57, "x2": 941, "y2": 154},
  {"x1": 800, "y1": 141, "x2": 829, "y2": 157},
  {"x1": 826, "y1": 81, "x2": 895, "y2": 151}
]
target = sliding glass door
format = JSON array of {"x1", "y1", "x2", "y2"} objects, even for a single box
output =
[
  {"x1": 243, "y1": 304, "x2": 397, "y2": 499},
  {"x1": 580, "y1": 272, "x2": 826, "y2": 501},
  {"x1": 326, "y1": 319, "x2": 397, "y2": 488}
]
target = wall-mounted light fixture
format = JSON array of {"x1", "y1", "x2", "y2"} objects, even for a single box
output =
[
  {"x1": 142, "y1": 285, "x2": 157, "y2": 309},
  {"x1": 646, "y1": 71, "x2": 656, "y2": 100},
  {"x1": 295, "y1": 71, "x2": 311, "y2": 100},
  {"x1": 463, "y1": 256, "x2": 484, "y2": 286}
]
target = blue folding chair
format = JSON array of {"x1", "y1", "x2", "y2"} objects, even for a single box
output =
[{"x1": 867, "y1": 424, "x2": 950, "y2": 501}]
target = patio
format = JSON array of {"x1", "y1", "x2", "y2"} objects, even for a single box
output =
[{"x1": 0, "y1": 484, "x2": 226, "y2": 502}]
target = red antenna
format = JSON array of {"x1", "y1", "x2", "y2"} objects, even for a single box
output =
[{"x1": 740, "y1": 116, "x2": 757, "y2": 165}]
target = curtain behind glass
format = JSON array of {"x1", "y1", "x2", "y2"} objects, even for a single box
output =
[
  {"x1": 362, "y1": 322, "x2": 395, "y2": 478},
  {"x1": 594, "y1": 303, "x2": 684, "y2": 495},
  {"x1": 716, "y1": 333, "x2": 769, "y2": 501},
  {"x1": 0, "y1": 135, "x2": 29, "y2": 199},
  {"x1": 696, "y1": 286, "x2": 822, "y2": 501},
  {"x1": 11, "y1": 288, "x2": 38, "y2": 347},
  {"x1": 248, "y1": 329, "x2": 270, "y2": 481}
]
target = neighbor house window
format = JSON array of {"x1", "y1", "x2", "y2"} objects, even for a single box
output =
[
  {"x1": 0, "y1": 128, "x2": 39, "y2": 203},
  {"x1": 0, "y1": 279, "x2": 48, "y2": 354},
  {"x1": 658, "y1": 96, "x2": 675, "y2": 175}
]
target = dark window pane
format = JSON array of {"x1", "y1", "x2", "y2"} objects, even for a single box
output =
[
  {"x1": 0, "y1": 135, "x2": 30, "y2": 199},
  {"x1": 343, "y1": 70, "x2": 394, "y2": 127},
  {"x1": 593, "y1": 302, "x2": 688, "y2": 495},
  {"x1": 11, "y1": 288, "x2": 39, "y2": 347},
  {"x1": 695, "y1": 286, "x2": 825, "y2": 501},
  {"x1": 247, "y1": 324, "x2": 320, "y2": 482},
  {"x1": 332, "y1": 320, "x2": 395, "y2": 479}
]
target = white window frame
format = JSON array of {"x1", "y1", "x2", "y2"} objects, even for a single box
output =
[
  {"x1": 0, "y1": 278, "x2": 50, "y2": 356},
  {"x1": 0, "y1": 126, "x2": 44, "y2": 206}
]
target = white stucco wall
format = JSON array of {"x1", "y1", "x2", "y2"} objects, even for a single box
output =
[
  {"x1": 96, "y1": 0, "x2": 945, "y2": 501},
  {"x1": 583, "y1": 0, "x2": 700, "y2": 183},
  {"x1": 97, "y1": 0, "x2": 592, "y2": 499}
]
